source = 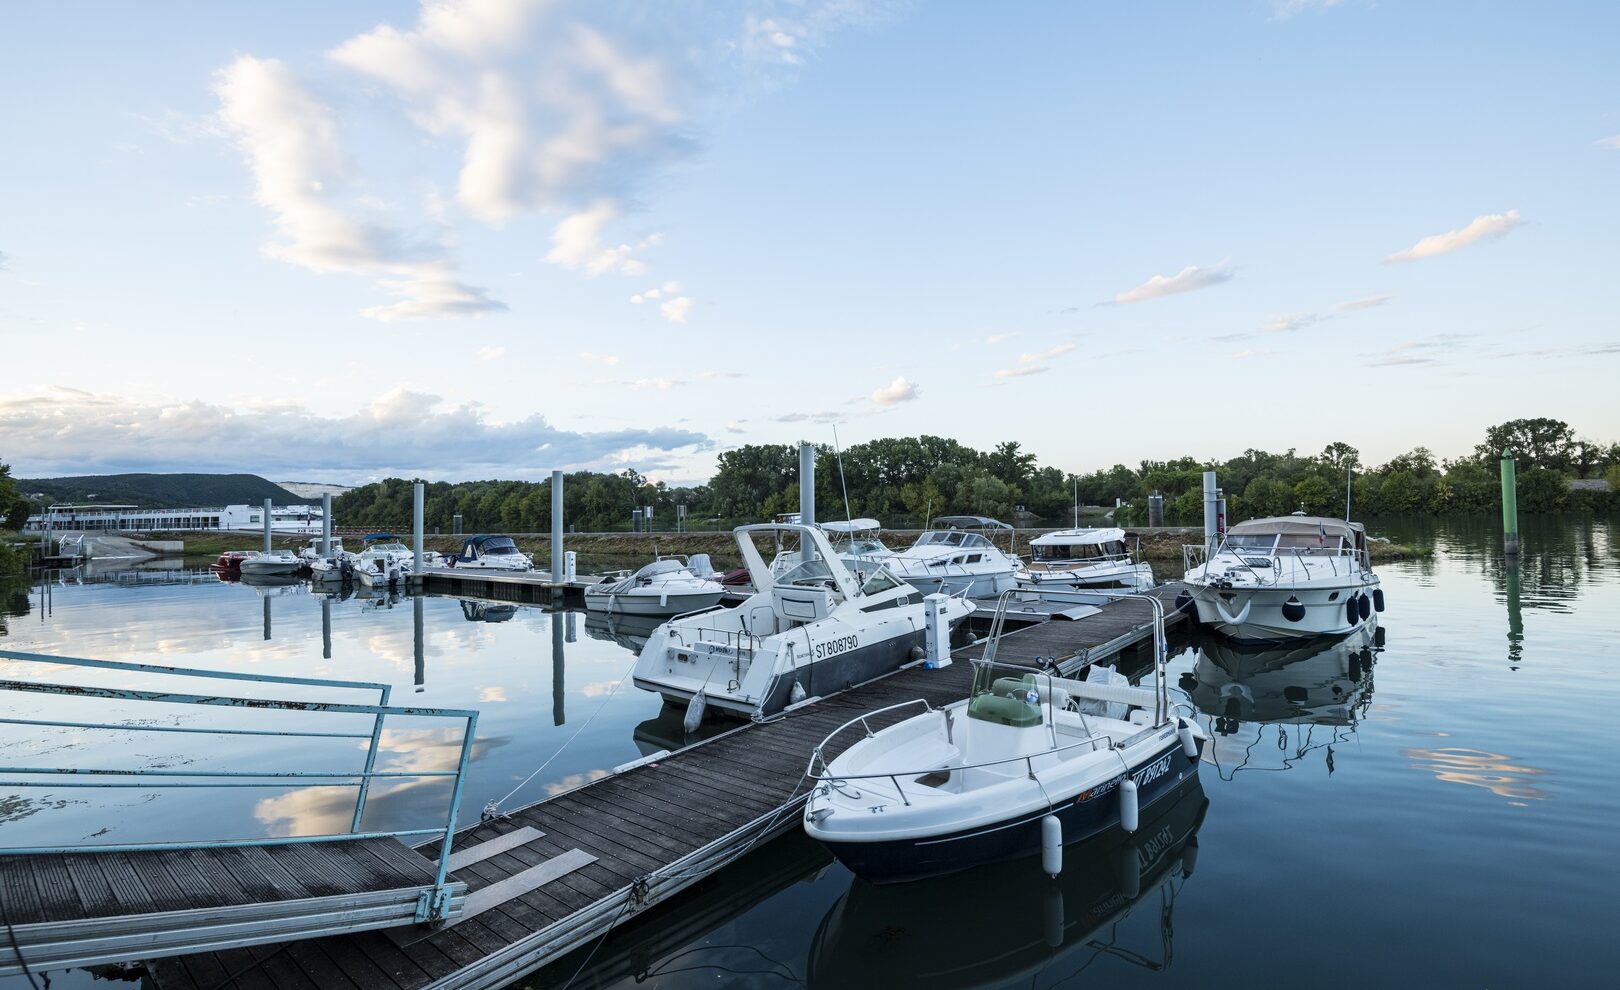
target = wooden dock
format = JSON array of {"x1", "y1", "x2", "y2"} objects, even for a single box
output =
[
  {"x1": 137, "y1": 585, "x2": 1187, "y2": 990},
  {"x1": 411, "y1": 568, "x2": 602, "y2": 608},
  {"x1": 1, "y1": 586, "x2": 1187, "y2": 989}
]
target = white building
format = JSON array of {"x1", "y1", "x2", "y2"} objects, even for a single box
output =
[{"x1": 25, "y1": 503, "x2": 325, "y2": 535}]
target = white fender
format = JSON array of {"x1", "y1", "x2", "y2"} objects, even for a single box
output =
[
  {"x1": 683, "y1": 691, "x2": 707, "y2": 734},
  {"x1": 1178, "y1": 721, "x2": 1198, "y2": 759},
  {"x1": 1119, "y1": 777, "x2": 1139, "y2": 834},
  {"x1": 1041, "y1": 814, "x2": 1063, "y2": 877}
]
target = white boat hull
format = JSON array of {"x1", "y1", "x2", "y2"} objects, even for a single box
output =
[
  {"x1": 1020, "y1": 560, "x2": 1154, "y2": 592},
  {"x1": 239, "y1": 559, "x2": 301, "y2": 576},
  {"x1": 1185, "y1": 578, "x2": 1381, "y2": 641},
  {"x1": 584, "y1": 589, "x2": 726, "y2": 617},
  {"x1": 893, "y1": 569, "x2": 1017, "y2": 599}
]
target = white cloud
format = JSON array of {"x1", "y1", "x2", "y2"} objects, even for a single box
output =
[
  {"x1": 993, "y1": 366, "x2": 1049, "y2": 379},
  {"x1": 0, "y1": 387, "x2": 710, "y2": 477},
  {"x1": 213, "y1": 56, "x2": 504, "y2": 321},
  {"x1": 544, "y1": 199, "x2": 653, "y2": 276},
  {"x1": 1271, "y1": 0, "x2": 1344, "y2": 18},
  {"x1": 986, "y1": 332, "x2": 1016, "y2": 344},
  {"x1": 1231, "y1": 349, "x2": 1275, "y2": 360},
  {"x1": 579, "y1": 352, "x2": 621, "y2": 365},
  {"x1": 1108, "y1": 263, "x2": 1234, "y2": 305},
  {"x1": 771, "y1": 410, "x2": 842, "y2": 424},
  {"x1": 626, "y1": 377, "x2": 684, "y2": 390},
  {"x1": 476, "y1": 345, "x2": 506, "y2": 361},
  {"x1": 1337, "y1": 295, "x2": 1392, "y2": 312},
  {"x1": 659, "y1": 296, "x2": 693, "y2": 323},
  {"x1": 1598, "y1": 135, "x2": 1620, "y2": 149},
  {"x1": 1018, "y1": 342, "x2": 1075, "y2": 364},
  {"x1": 870, "y1": 376, "x2": 919, "y2": 406},
  {"x1": 1264, "y1": 312, "x2": 1324, "y2": 333},
  {"x1": 1385, "y1": 209, "x2": 1522, "y2": 262}
]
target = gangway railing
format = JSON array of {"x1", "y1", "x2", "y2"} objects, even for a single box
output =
[{"x1": 0, "y1": 649, "x2": 478, "y2": 922}]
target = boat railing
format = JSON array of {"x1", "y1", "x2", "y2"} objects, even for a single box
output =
[
  {"x1": 1184, "y1": 540, "x2": 1369, "y2": 580},
  {"x1": 0, "y1": 649, "x2": 479, "y2": 923},
  {"x1": 806, "y1": 701, "x2": 1133, "y2": 808}
]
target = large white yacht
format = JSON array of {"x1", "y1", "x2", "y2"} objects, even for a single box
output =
[
  {"x1": 1018, "y1": 527, "x2": 1154, "y2": 592},
  {"x1": 1180, "y1": 515, "x2": 1383, "y2": 641},
  {"x1": 882, "y1": 516, "x2": 1021, "y2": 598},
  {"x1": 632, "y1": 524, "x2": 976, "y2": 720}
]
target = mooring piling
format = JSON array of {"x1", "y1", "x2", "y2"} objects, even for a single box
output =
[
  {"x1": 550, "y1": 469, "x2": 564, "y2": 583},
  {"x1": 261, "y1": 498, "x2": 272, "y2": 553},
  {"x1": 1500, "y1": 448, "x2": 1520, "y2": 556},
  {"x1": 1202, "y1": 472, "x2": 1219, "y2": 551},
  {"x1": 413, "y1": 482, "x2": 425, "y2": 573},
  {"x1": 800, "y1": 440, "x2": 816, "y2": 527},
  {"x1": 321, "y1": 493, "x2": 332, "y2": 557},
  {"x1": 1148, "y1": 490, "x2": 1165, "y2": 527}
]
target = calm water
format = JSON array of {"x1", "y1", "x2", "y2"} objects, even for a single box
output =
[{"x1": 1, "y1": 517, "x2": 1616, "y2": 989}]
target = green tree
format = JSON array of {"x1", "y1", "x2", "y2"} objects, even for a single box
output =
[
  {"x1": 1294, "y1": 476, "x2": 1337, "y2": 516},
  {"x1": 1517, "y1": 468, "x2": 1568, "y2": 512},
  {"x1": 984, "y1": 441, "x2": 1037, "y2": 488},
  {"x1": 1319, "y1": 442, "x2": 1361, "y2": 473},
  {"x1": 1, "y1": 459, "x2": 30, "y2": 531},
  {"x1": 1475, "y1": 418, "x2": 1576, "y2": 472}
]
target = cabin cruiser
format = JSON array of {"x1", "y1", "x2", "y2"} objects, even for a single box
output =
[
  {"x1": 1180, "y1": 515, "x2": 1383, "y2": 642},
  {"x1": 1019, "y1": 528, "x2": 1154, "y2": 592},
  {"x1": 631, "y1": 524, "x2": 976, "y2": 720},
  {"x1": 584, "y1": 555, "x2": 725, "y2": 616},
  {"x1": 237, "y1": 549, "x2": 302, "y2": 576},
  {"x1": 819, "y1": 518, "x2": 893, "y2": 582},
  {"x1": 882, "y1": 516, "x2": 1021, "y2": 598},
  {"x1": 804, "y1": 652, "x2": 1205, "y2": 884},
  {"x1": 443, "y1": 535, "x2": 532, "y2": 571}
]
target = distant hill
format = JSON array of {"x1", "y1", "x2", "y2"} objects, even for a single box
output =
[{"x1": 19, "y1": 473, "x2": 304, "y2": 508}]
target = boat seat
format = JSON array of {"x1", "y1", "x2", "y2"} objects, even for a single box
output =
[{"x1": 966, "y1": 693, "x2": 1042, "y2": 728}]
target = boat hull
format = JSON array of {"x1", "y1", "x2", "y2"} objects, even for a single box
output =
[
  {"x1": 1019, "y1": 561, "x2": 1154, "y2": 592},
  {"x1": 635, "y1": 628, "x2": 926, "y2": 719},
  {"x1": 584, "y1": 589, "x2": 726, "y2": 617},
  {"x1": 812, "y1": 734, "x2": 1202, "y2": 884},
  {"x1": 1186, "y1": 579, "x2": 1381, "y2": 642},
  {"x1": 238, "y1": 560, "x2": 301, "y2": 576}
]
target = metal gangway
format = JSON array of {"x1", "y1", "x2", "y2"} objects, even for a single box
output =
[{"x1": 0, "y1": 650, "x2": 479, "y2": 977}]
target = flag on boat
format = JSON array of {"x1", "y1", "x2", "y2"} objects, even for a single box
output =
[{"x1": 1318, "y1": 521, "x2": 1326, "y2": 545}]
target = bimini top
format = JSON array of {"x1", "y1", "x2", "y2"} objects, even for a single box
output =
[
  {"x1": 362, "y1": 532, "x2": 397, "y2": 543},
  {"x1": 1030, "y1": 527, "x2": 1127, "y2": 547},
  {"x1": 1229, "y1": 516, "x2": 1362, "y2": 540},
  {"x1": 821, "y1": 518, "x2": 882, "y2": 534},
  {"x1": 628, "y1": 558, "x2": 690, "y2": 580},
  {"x1": 931, "y1": 515, "x2": 1014, "y2": 531}
]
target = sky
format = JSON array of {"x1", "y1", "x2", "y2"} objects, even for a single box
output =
[{"x1": 1, "y1": 0, "x2": 1616, "y2": 485}]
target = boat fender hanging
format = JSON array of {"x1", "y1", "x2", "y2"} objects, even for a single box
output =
[
  {"x1": 1178, "y1": 721, "x2": 1198, "y2": 759},
  {"x1": 1345, "y1": 597, "x2": 1358, "y2": 626},
  {"x1": 1358, "y1": 594, "x2": 1371, "y2": 620},
  {"x1": 1348, "y1": 652, "x2": 1362, "y2": 681},
  {"x1": 1281, "y1": 596, "x2": 1306, "y2": 623},
  {"x1": 1182, "y1": 836, "x2": 1200, "y2": 879},
  {"x1": 1119, "y1": 777, "x2": 1139, "y2": 833},
  {"x1": 1041, "y1": 814, "x2": 1063, "y2": 878},
  {"x1": 1174, "y1": 590, "x2": 1195, "y2": 616},
  {"x1": 790, "y1": 681, "x2": 807, "y2": 705},
  {"x1": 683, "y1": 691, "x2": 707, "y2": 735},
  {"x1": 1373, "y1": 587, "x2": 1385, "y2": 612}
]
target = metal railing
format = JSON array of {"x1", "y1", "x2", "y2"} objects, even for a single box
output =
[{"x1": 0, "y1": 649, "x2": 479, "y2": 922}]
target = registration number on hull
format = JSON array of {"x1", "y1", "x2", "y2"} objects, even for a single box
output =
[{"x1": 813, "y1": 635, "x2": 860, "y2": 660}]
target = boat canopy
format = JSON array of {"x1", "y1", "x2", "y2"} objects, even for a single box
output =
[
  {"x1": 1030, "y1": 527, "x2": 1127, "y2": 547},
  {"x1": 931, "y1": 515, "x2": 1014, "y2": 531},
  {"x1": 363, "y1": 532, "x2": 396, "y2": 542},
  {"x1": 1229, "y1": 516, "x2": 1362, "y2": 540},
  {"x1": 630, "y1": 558, "x2": 690, "y2": 580},
  {"x1": 462, "y1": 534, "x2": 521, "y2": 554},
  {"x1": 821, "y1": 518, "x2": 882, "y2": 534}
]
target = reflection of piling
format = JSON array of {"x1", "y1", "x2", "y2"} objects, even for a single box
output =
[
  {"x1": 262, "y1": 597, "x2": 271, "y2": 641},
  {"x1": 322, "y1": 598, "x2": 332, "y2": 660},
  {"x1": 262, "y1": 498, "x2": 272, "y2": 554},
  {"x1": 552, "y1": 612, "x2": 565, "y2": 726},
  {"x1": 1500, "y1": 449, "x2": 1520, "y2": 556},
  {"x1": 1505, "y1": 557, "x2": 1524, "y2": 670},
  {"x1": 551, "y1": 470, "x2": 564, "y2": 583},
  {"x1": 413, "y1": 596, "x2": 426, "y2": 693}
]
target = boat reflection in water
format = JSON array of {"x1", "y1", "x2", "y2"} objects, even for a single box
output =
[
  {"x1": 582, "y1": 610, "x2": 666, "y2": 654},
  {"x1": 631, "y1": 700, "x2": 733, "y2": 757},
  {"x1": 460, "y1": 600, "x2": 518, "y2": 623},
  {"x1": 807, "y1": 774, "x2": 1207, "y2": 989}
]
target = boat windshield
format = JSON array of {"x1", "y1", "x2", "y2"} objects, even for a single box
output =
[
  {"x1": 481, "y1": 539, "x2": 522, "y2": 555},
  {"x1": 835, "y1": 537, "x2": 889, "y2": 556},
  {"x1": 773, "y1": 536, "x2": 840, "y2": 589},
  {"x1": 915, "y1": 531, "x2": 991, "y2": 549},
  {"x1": 966, "y1": 663, "x2": 1044, "y2": 728},
  {"x1": 1032, "y1": 541, "x2": 1125, "y2": 562},
  {"x1": 858, "y1": 566, "x2": 903, "y2": 596}
]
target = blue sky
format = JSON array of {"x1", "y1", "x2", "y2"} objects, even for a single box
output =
[{"x1": 2, "y1": 0, "x2": 1616, "y2": 484}]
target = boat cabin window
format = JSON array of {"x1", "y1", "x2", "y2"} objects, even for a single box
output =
[
  {"x1": 966, "y1": 664, "x2": 1043, "y2": 728},
  {"x1": 858, "y1": 566, "x2": 903, "y2": 596},
  {"x1": 1225, "y1": 534, "x2": 1277, "y2": 552},
  {"x1": 1277, "y1": 533, "x2": 1342, "y2": 552}
]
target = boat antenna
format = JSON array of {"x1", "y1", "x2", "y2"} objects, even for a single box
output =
[
  {"x1": 1073, "y1": 476, "x2": 1079, "y2": 530},
  {"x1": 832, "y1": 425, "x2": 854, "y2": 532}
]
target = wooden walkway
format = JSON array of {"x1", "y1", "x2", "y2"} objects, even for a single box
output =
[
  {"x1": 0, "y1": 837, "x2": 465, "y2": 976},
  {"x1": 123, "y1": 586, "x2": 1185, "y2": 990}
]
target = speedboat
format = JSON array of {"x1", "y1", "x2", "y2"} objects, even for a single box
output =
[
  {"x1": 210, "y1": 550, "x2": 253, "y2": 577},
  {"x1": 1180, "y1": 515, "x2": 1384, "y2": 641},
  {"x1": 803, "y1": 645, "x2": 1205, "y2": 883},
  {"x1": 308, "y1": 551, "x2": 359, "y2": 584},
  {"x1": 584, "y1": 555, "x2": 725, "y2": 616},
  {"x1": 443, "y1": 534, "x2": 532, "y2": 571},
  {"x1": 631, "y1": 524, "x2": 976, "y2": 720},
  {"x1": 297, "y1": 536, "x2": 347, "y2": 564},
  {"x1": 820, "y1": 518, "x2": 893, "y2": 583},
  {"x1": 882, "y1": 516, "x2": 1021, "y2": 598},
  {"x1": 354, "y1": 555, "x2": 403, "y2": 589},
  {"x1": 1019, "y1": 528, "x2": 1154, "y2": 591},
  {"x1": 237, "y1": 549, "x2": 302, "y2": 576}
]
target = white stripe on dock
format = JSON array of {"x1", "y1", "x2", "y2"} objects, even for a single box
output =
[{"x1": 446, "y1": 826, "x2": 545, "y2": 873}]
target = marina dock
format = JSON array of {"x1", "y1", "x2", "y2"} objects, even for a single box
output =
[{"x1": 1, "y1": 586, "x2": 1188, "y2": 988}]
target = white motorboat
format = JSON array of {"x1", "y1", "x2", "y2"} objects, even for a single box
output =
[
  {"x1": 819, "y1": 518, "x2": 893, "y2": 583},
  {"x1": 237, "y1": 549, "x2": 301, "y2": 576},
  {"x1": 308, "y1": 551, "x2": 359, "y2": 583},
  {"x1": 1019, "y1": 528, "x2": 1154, "y2": 592},
  {"x1": 882, "y1": 516, "x2": 1021, "y2": 598},
  {"x1": 1180, "y1": 515, "x2": 1384, "y2": 641},
  {"x1": 297, "y1": 537, "x2": 347, "y2": 564},
  {"x1": 584, "y1": 556, "x2": 725, "y2": 617},
  {"x1": 803, "y1": 612, "x2": 1205, "y2": 883},
  {"x1": 443, "y1": 535, "x2": 532, "y2": 571},
  {"x1": 354, "y1": 555, "x2": 403, "y2": 589},
  {"x1": 631, "y1": 524, "x2": 976, "y2": 720}
]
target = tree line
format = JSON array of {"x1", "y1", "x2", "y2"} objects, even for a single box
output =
[{"x1": 330, "y1": 418, "x2": 1620, "y2": 534}]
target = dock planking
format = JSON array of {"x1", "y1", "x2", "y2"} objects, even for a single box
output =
[{"x1": 129, "y1": 585, "x2": 1187, "y2": 990}]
